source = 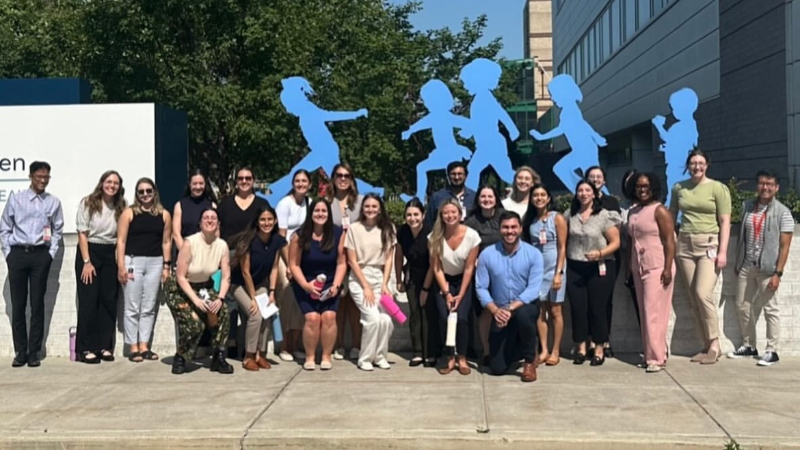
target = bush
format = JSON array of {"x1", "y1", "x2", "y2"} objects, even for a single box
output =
[{"x1": 384, "y1": 199, "x2": 406, "y2": 227}]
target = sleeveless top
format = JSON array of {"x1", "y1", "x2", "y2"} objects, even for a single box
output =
[
  {"x1": 185, "y1": 233, "x2": 228, "y2": 283},
  {"x1": 627, "y1": 202, "x2": 667, "y2": 274},
  {"x1": 127, "y1": 211, "x2": 164, "y2": 257},
  {"x1": 231, "y1": 233, "x2": 287, "y2": 286},
  {"x1": 528, "y1": 211, "x2": 564, "y2": 300},
  {"x1": 299, "y1": 226, "x2": 343, "y2": 290},
  {"x1": 179, "y1": 196, "x2": 212, "y2": 238}
]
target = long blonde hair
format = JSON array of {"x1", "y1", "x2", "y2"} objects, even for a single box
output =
[
  {"x1": 131, "y1": 177, "x2": 164, "y2": 216},
  {"x1": 428, "y1": 198, "x2": 463, "y2": 260},
  {"x1": 511, "y1": 166, "x2": 541, "y2": 199}
]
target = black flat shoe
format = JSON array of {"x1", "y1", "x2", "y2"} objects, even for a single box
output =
[
  {"x1": 573, "y1": 353, "x2": 586, "y2": 365},
  {"x1": 27, "y1": 356, "x2": 41, "y2": 367},
  {"x1": 210, "y1": 349, "x2": 234, "y2": 374},
  {"x1": 81, "y1": 351, "x2": 101, "y2": 364},
  {"x1": 423, "y1": 358, "x2": 436, "y2": 368},
  {"x1": 11, "y1": 354, "x2": 27, "y2": 368},
  {"x1": 409, "y1": 357, "x2": 423, "y2": 367},
  {"x1": 590, "y1": 355, "x2": 606, "y2": 366},
  {"x1": 604, "y1": 345, "x2": 615, "y2": 358}
]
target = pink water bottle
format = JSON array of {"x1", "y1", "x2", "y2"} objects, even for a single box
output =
[
  {"x1": 310, "y1": 274, "x2": 326, "y2": 300},
  {"x1": 69, "y1": 326, "x2": 77, "y2": 362},
  {"x1": 379, "y1": 294, "x2": 407, "y2": 324}
]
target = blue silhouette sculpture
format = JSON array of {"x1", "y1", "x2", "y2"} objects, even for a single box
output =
[
  {"x1": 402, "y1": 79, "x2": 472, "y2": 200},
  {"x1": 530, "y1": 74, "x2": 607, "y2": 192},
  {"x1": 653, "y1": 88, "x2": 698, "y2": 206},
  {"x1": 459, "y1": 58, "x2": 520, "y2": 191},
  {"x1": 267, "y1": 76, "x2": 382, "y2": 205}
]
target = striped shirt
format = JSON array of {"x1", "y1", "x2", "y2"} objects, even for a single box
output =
[
  {"x1": 743, "y1": 201, "x2": 794, "y2": 263},
  {"x1": 0, "y1": 188, "x2": 64, "y2": 259}
]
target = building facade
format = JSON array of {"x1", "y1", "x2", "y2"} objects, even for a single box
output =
[
  {"x1": 550, "y1": 0, "x2": 799, "y2": 193},
  {"x1": 524, "y1": 0, "x2": 554, "y2": 119}
]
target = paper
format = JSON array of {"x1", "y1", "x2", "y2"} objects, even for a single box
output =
[
  {"x1": 255, "y1": 293, "x2": 279, "y2": 319},
  {"x1": 319, "y1": 288, "x2": 333, "y2": 301}
]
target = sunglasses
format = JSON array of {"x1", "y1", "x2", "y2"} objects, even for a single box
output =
[
  {"x1": 137, "y1": 188, "x2": 154, "y2": 195},
  {"x1": 237, "y1": 176, "x2": 253, "y2": 181},
  {"x1": 335, "y1": 172, "x2": 352, "y2": 179}
]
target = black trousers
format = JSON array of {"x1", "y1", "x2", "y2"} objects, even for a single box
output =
[
  {"x1": 75, "y1": 243, "x2": 119, "y2": 354},
  {"x1": 566, "y1": 259, "x2": 616, "y2": 344},
  {"x1": 405, "y1": 275, "x2": 440, "y2": 360},
  {"x1": 435, "y1": 273, "x2": 472, "y2": 357},
  {"x1": 7, "y1": 246, "x2": 53, "y2": 357},
  {"x1": 487, "y1": 301, "x2": 540, "y2": 375}
]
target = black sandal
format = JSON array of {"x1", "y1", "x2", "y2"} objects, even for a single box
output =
[
  {"x1": 573, "y1": 353, "x2": 586, "y2": 365},
  {"x1": 100, "y1": 350, "x2": 115, "y2": 362},
  {"x1": 141, "y1": 350, "x2": 159, "y2": 361},
  {"x1": 128, "y1": 352, "x2": 143, "y2": 363},
  {"x1": 590, "y1": 354, "x2": 606, "y2": 366},
  {"x1": 81, "y1": 351, "x2": 101, "y2": 364}
]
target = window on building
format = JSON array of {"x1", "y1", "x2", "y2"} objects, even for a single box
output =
[
  {"x1": 653, "y1": 0, "x2": 665, "y2": 16},
  {"x1": 585, "y1": 34, "x2": 593, "y2": 76},
  {"x1": 578, "y1": 42, "x2": 584, "y2": 82},
  {"x1": 638, "y1": 0, "x2": 651, "y2": 27},
  {"x1": 624, "y1": 0, "x2": 636, "y2": 41},
  {"x1": 611, "y1": 0, "x2": 621, "y2": 53},
  {"x1": 599, "y1": 13, "x2": 606, "y2": 63}
]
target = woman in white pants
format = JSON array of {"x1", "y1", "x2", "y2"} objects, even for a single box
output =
[
  {"x1": 116, "y1": 178, "x2": 172, "y2": 362},
  {"x1": 345, "y1": 193, "x2": 396, "y2": 371}
]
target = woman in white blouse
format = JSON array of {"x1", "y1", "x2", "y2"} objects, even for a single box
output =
[
  {"x1": 75, "y1": 171, "x2": 127, "y2": 363},
  {"x1": 502, "y1": 166, "x2": 540, "y2": 220},
  {"x1": 429, "y1": 198, "x2": 481, "y2": 375},
  {"x1": 275, "y1": 169, "x2": 310, "y2": 361}
]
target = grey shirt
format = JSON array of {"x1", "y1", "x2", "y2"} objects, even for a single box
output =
[
  {"x1": 330, "y1": 194, "x2": 363, "y2": 230},
  {"x1": 565, "y1": 209, "x2": 621, "y2": 261}
]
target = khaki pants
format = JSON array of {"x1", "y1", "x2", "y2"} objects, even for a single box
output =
[
  {"x1": 735, "y1": 264, "x2": 780, "y2": 351},
  {"x1": 231, "y1": 284, "x2": 272, "y2": 354},
  {"x1": 676, "y1": 232, "x2": 720, "y2": 343}
]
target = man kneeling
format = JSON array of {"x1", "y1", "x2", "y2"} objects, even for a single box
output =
[{"x1": 476, "y1": 211, "x2": 543, "y2": 382}]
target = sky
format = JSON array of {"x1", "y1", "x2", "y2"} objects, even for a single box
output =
[{"x1": 387, "y1": 0, "x2": 528, "y2": 60}]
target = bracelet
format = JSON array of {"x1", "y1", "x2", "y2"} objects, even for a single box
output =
[
  {"x1": 421, "y1": 286, "x2": 430, "y2": 292},
  {"x1": 163, "y1": 261, "x2": 171, "y2": 266},
  {"x1": 269, "y1": 288, "x2": 276, "y2": 293}
]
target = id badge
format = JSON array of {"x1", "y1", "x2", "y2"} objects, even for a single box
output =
[
  {"x1": 341, "y1": 215, "x2": 350, "y2": 230},
  {"x1": 598, "y1": 261, "x2": 607, "y2": 277},
  {"x1": 43, "y1": 226, "x2": 51, "y2": 243},
  {"x1": 707, "y1": 247, "x2": 718, "y2": 260},
  {"x1": 539, "y1": 229, "x2": 547, "y2": 245}
]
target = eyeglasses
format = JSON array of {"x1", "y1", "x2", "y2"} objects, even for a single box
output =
[
  {"x1": 757, "y1": 181, "x2": 776, "y2": 187},
  {"x1": 335, "y1": 172, "x2": 352, "y2": 179},
  {"x1": 635, "y1": 184, "x2": 651, "y2": 190},
  {"x1": 688, "y1": 163, "x2": 707, "y2": 168},
  {"x1": 137, "y1": 188, "x2": 154, "y2": 195},
  {"x1": 237, "y1": 176, "x2": 253, "y2": 181},
  {"x1": 449, "y1": 171, "x2": 466, "y2": 178},
  {"x1": 32, "y1": 175, "x2": 51, "y2": 181}
]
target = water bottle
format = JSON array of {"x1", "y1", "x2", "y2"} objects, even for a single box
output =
[
  {"x1": 69, "y1": 326, "x2": 77, "y2": 362},
  {"x1": 310, "y1": 274, "x2": 326, "y2": 300},
  {"x1": 379, "y1": 294, "x2": 407, "y2": 324},
  {"x1": 445, "y1": 312, "x2": 457, "y2": 347},
  {"x1": 272, "y1": 312, "x2": 284, "y2": 346}
]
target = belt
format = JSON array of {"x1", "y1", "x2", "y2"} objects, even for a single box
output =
[{"x1": 11, "y1": 244, "x2": 49, "y2": 252}]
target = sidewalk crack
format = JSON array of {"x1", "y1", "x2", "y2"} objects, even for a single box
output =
[
  {"x1": 665, "y1": 369, "x2": 733, "y2": 440},
  {"x1": 238, "y1": 367, "x2": 302, "y2": 449}
]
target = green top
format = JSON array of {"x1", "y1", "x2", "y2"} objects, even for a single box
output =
[{"x1": 669, "y1": 179, "x2": 731, "y2": 234}]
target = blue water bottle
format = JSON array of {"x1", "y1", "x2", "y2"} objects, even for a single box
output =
[{"x1": 272, "y1": 312, "x2": 283, "y2": 346}]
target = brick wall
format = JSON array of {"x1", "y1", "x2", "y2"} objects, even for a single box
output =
[{"x1": 2, "y1": 230, "x2": 799, "y2": 358}]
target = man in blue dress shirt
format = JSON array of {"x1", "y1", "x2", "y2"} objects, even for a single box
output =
[
  {"x1": 0, "y1": 161, "x2": 64, "y2": 368},
  {"x1": 476, "y1": 210, "x2": 543, "y2": 382}
]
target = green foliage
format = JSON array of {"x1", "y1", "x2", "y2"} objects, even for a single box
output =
[
  {"x1": 726, "y1": 178, "x2": 800, "y2": 224},
  {"x1": 0, "y1": 0, "x2": 517, "y2": 195},
  {"x1": 723, "y1": 439, "x2": 743, "y2": 450},
  {"x1": 384, "y1": 199, "x2": 406, "y2": 227},
  {"x1": 554, "y1": 194, "x2": 572, "y2": 214}
]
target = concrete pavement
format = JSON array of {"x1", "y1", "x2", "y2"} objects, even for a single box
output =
[{"x1": 0, "y1": 352, "x2": 798, "y2": 449}]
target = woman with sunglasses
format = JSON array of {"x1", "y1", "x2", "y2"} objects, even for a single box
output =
[
  {"x1": 218, "y1": 167, "x2": 270, "y2": 246},
  {"x1": 116, "y1": 178, "x2": 172, "y2": 362},
  {"x1": 75, "y1": 170, "x2": 126, "y2": 363},
  {"x1": 275, "y1": 169, "x2": 311, "y2": 361},
  {"x1": 326, "y1": 163, "x2": 364, "y2": 361},
  {"x1": 172, "y1": 168, "x2": 217, "y2": 251}
]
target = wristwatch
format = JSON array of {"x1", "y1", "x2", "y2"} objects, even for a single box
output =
[
  {"x1": 83, "y1": 258, "x2": 91, "y2": 264},
  {"x1": 775, "y1": 271, "x2": 784, "y2": 278}
]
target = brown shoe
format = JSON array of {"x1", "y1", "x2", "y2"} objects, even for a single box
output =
[
  {"x1": 690, "y1": 351, "x2": 706, "y2": 362},
  {"x1": 699, "y1": 350, "x2": 719, "y2": 365},
  {"x1": 457, "y1": 363, "x2": 471, "y2": 376},
  {"x1": 521, "y1": 362, "x2": 537, "y2": 382},
  {"x1": 242, "y1": 357, "x2": 259, "y2": 371},
  {"x1": 256, "y1": 358, "x2": 271, "y2": 369}
]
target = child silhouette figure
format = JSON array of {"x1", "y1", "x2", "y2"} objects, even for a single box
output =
[
  {"x1": 653, "y1": 88, "x2": 698, "y2": 206},
  {"x1": 401, "y1": 79, "x2": 472, "y2": 200},
  {"x1": 459, "y1": 58, "x2": 520, "y2": 191},
  {"x1": 267, "y1": 76, "x2": 381, "y2": 205},
  {"x1": 530, "y1": 74, "x2": 607, "y2": 192}
]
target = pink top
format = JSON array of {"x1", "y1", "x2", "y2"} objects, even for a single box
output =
[{"x1": 627, "y1": 202, "x2": 670, "y2": 274}]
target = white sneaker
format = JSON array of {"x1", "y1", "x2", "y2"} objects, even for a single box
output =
[
  {"x1": 375, "y1": 359, "x2": 391, "y2": 370},
  {"x1": 278, "y1": 351, "x2": 293, "y2": 362},
  {"x1": 358, "y1": 362, "x2": 374, "y2": 372},
  {"x1": 349, "y1": 348, "x2": 360, "y2": 360},
  {"x1": 333, "y1": 348, "x2": 345, "y2": 360}
]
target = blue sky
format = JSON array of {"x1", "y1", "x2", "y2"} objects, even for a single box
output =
[{"x1": 387, "y1": 0, "x2": 528, "y2": 59}]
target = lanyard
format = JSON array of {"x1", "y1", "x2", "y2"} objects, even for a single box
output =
[{"x1": 752, "y1": 203, "x2": 767, "y2": 242}]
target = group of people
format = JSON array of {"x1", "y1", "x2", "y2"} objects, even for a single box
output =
[{"x1": 0, "y1": 150, "x2": 792, "y2": 379}]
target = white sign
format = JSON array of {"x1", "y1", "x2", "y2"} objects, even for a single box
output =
[{"x1": 0, "y1": 104, "x2": 157, "y2": 233}]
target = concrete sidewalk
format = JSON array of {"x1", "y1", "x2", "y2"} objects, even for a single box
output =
[{"x1": 0, "y1": 353, "x2": 798, "y2": 449}]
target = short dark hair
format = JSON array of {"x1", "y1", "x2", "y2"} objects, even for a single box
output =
[
  {"x1": 585, "y1": 166, "x2": 606, "y2": 180},
  {"x1": 499, "y1": 210, "x2": 521, "y2": 225},
  {"x1": 446, "y1": 161, "x2": 468, "y2": 175},
  {"x1": 756, "y1": 169, "x2": 780, "y2": 185},
  {"x1": 29, "y1": 161, "x2": 51, "y2": 174}
]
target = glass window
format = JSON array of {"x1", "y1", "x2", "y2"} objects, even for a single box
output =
[
  {"x1": 653, "y1": 0, "x2": 665, "y2": 15},
  {"x1": 572, "y1": 50, "x2": 578, "y2": 81},
  {"x1": 598, "y1": 15, "x2": 606, "y2": 63},
  {"x1": 624, "y1": 0, "x2": 636, "y2": 40},
  {"x1": 584, "y1": 34, "x2": 592, "y2": 76},
  {"x1": 638, "y1": 0, "x2": 651, "y2": 27},
  {"x1": 577, "y1": 42, "x2": 584, "y2": 82},
  {"x1": 611, "y1": 0, "x2": 621, "y2": 53}
]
